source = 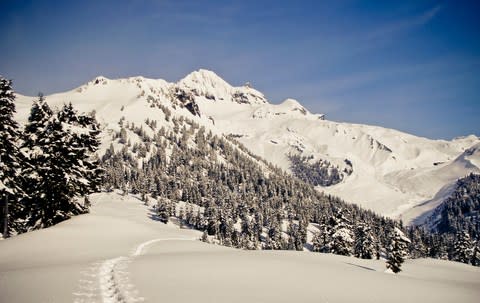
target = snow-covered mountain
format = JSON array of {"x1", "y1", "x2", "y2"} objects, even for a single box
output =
[{"x1": 14, "y1": 69, "x2": 480, "y2": 223}]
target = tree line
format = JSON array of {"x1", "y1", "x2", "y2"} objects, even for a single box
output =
[{"x1": 421, "y1": 173, "x2": 480, "y2": 265}]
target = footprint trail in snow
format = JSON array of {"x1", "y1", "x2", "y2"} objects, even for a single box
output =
[{"x1": 74, "y1": 237, "x2": 196, "y2": 303}]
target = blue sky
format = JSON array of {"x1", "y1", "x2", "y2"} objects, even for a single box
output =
[{"x1": 1, "y1": 0, "x2": 479, "y2": 139}]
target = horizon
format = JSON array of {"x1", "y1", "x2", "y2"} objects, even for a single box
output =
[{"x1": 1, "y1": 0, "x2": 479, "y2": 140}]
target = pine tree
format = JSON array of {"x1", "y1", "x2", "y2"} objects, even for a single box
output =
[
  {"x1": 312, "y1": 231, "x2": 323, "y2": 252},
  {"x1": 386, "y1": 227, "x2": 411, "y2": 273},
  {"x1": 0, "y1": 77, "x2": 23, "y2": 237},
  {"x1": 328, "y1": 209, "x2": 354, "y2": 256},
  {"x1": 156, "y1": 197, "x2": 169, "y2": 223},
  {"x1": 471, "y1": 241, "x2": 480, "y2": 267},
  {"x1": 315, "y1": 220, "x2": 331, "y2": 253},
  {"x1": 21, "y1": 94, "x2": 54, "y2": 228},
  {"x1": 266, "y1": 219, "x2": 282, "y2": 250},
  {"x1": 452, "y1": 231, "x2": 473, "y2": 264},
  {"x1": 57, "y1": 104, "x2": 102, "y2": 197},
  {"x1": 22, "y1": 98, "x2": 100, "y2": 228},
  {"x1": 354, "y1": 222, "x2": 376, "y2": 259},
  {"x1": 407, "y1": 226, "x2": 428, "y2": 258}
]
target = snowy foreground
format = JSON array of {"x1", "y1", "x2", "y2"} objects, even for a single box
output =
[{"x1": 1, "y1": 193, "x2": 479, "y2": 303}]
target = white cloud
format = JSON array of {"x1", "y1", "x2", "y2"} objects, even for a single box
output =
[{"x1": 365, "y1": 4, "x2": 444, "y2": 41}]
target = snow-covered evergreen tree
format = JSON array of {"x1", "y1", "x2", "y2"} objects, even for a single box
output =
[
  {"x1": 312, "y1": 231, "x2": 323, "y2": 252},
  {"x1": 452, "y1": 231, "x2": 473, "y2": 264},
  {"x1": 156, "y1": 198, "x2": 169, "y2": 224},
  {"x1": 386, "y1": 227, "x2": 411, "y2": 273},
  {"x1": 471, "y1": 241, "x2": 480, "y2": 267},
  {"x1": 21, "y1": 97, "x2": 100, "y2": 228},
  {"x1": 313, "y1": 220, "x2": 331, "y2": 253},
  {"x1": 407, "y1": 226, "x2": 428, "y2": 258},
  {"x1": 57, "y1": 103, "x2": 102, "y2": 197},
  {"x1": 265, "y1": 219, "x2": 282, "y2": 250},
  {"x1": 354, "y1": 222, "x2": 376, "y2": 259},
  {"x1": 328, "y1": 209, "x2": 354, "y2": 256},
  {"x1": 0, "y1": 77, "x2": 23, "y2": 237},
  {"x1": 21, "y1": 94, "x2": 54, "y2": 227}
]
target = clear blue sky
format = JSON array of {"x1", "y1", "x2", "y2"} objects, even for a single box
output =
[{"x1": 1, "y1": 0, "x2": 479, "y2": 139}]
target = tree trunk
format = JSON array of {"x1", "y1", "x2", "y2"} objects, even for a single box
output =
[{"x1": 3, "y1": 194, "x2": 8, "y2": 238}]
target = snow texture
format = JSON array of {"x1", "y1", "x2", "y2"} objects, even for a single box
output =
[{"x1": 0, "y1": 192, "x2": 479, "y2": 303}]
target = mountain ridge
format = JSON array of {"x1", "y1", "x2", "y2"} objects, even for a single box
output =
[{"x1": 13, "y1": 69, "x2": 480, "y2": 223}]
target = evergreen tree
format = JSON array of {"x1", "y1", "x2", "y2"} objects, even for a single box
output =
[
  {"x1": 314, "y1": 220, "x2": 331, "y2": 253},
  {"x1": 57, "y1": 103, "x2": 102, "y2": 197},
  {"x1": 452, "y1": 231, "x2": 473, "y2": 264},
  {"x1": 265, "y1": 219, "x2": 282, "y2": 250},
  {"x1": 328, "y1": 209, "x2": 354, "y2": 256},
  {"x1": 21, "y1": 95, "x2": 55, "y2": 228},
  {"x1": 312, "y1": 231, "x2": 323, "y2": 252},
  {"x1": 407, "y1": 226, "x2": 428, "y2": 258},
  {"x1": 471, "y1": 241, "x2": 480, "y2": 267},
  {"x1": 0, "y1": 77, "x2": 23, "y2": 237},
  {"x1": 156, "y1": 197, "x2": 169, "y2": 223},
  {"x1": 354, "y1": 222, "x2": 376, "y2": 259},
  {"x1": 22, "y1": 98, "x2": 100, "y2": 228},
  {"x1": 386, "y1": 227, "x2": 411, "y2": 273}
]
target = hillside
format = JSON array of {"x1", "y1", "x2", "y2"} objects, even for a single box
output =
[
  {"x1": 419, "y1": 173, "x2": 480, "y2": 239},
  {"x1": 14, "y1": 69, "x2": 480, "y2": 223}
]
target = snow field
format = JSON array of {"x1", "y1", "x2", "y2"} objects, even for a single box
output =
[{"x1": 0, "y1": 192, "x2": 479, "y2": 303}]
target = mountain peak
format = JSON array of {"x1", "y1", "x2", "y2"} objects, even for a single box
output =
[
  {"x1": 90, "y1": 75, "x2": 110, "y2": 85},
  {"x1": 176, "y1": 69, "x2": 266, "y2": 105},
  {"x1": 179, "y1": 69, "x2": 231, "y2": 89},
  {"x1": 281, "y1": 98, "x2": 302, "y2": 107}
]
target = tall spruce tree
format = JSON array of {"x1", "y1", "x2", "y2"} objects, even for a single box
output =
[
  {"x1": 452, "y1": 231, "x2": 473, "y2": 264},
  {"x1": 22, "y1": 96, "x2": 56, "y2": 227},
  {"x1": 57, "y1": 103, "x2": 102, "y2": 198},
  {"x1": 386, "y1": 227, "x2": 411, "y2": 273},
  {"x1": 328, "y1": 209, "x2": 354, "y2": 256},
  {"x1": 354, "y1": 222, "x2": 376, "y2": 259},
  {"x1": 156, "y1": 197, "x2": 169, "y2": 223},
  {"x1": 0, "y1": 77, "x2": 23, "y2": 237}
]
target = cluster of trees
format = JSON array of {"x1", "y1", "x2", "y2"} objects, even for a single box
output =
[
  {"x1": 100, "y1": 113, "x2": 425, "y2": 272},
  {"x1": 288, "y1": 154, "x2": 352, "y2": 187},
  {"x1": 428, "y1": 173, "x2": 479, "y2": 238},
  {"x1": 421, "y1": 173, "x2": 480, "y2": 265},
  {"x1": 0, "y1": 77, "x2": 101, "y2": 237}
]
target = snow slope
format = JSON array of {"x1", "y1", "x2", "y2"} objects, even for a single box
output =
[
  {"x1": 0, "y1": 192, "x2": 201, "y2": 303},
  {"x1": 0, "y1": 192, "x2": 479, "y2": 303},
  {"x1": 14, "y1": 70, "x2": 480, "y2": 223}
]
